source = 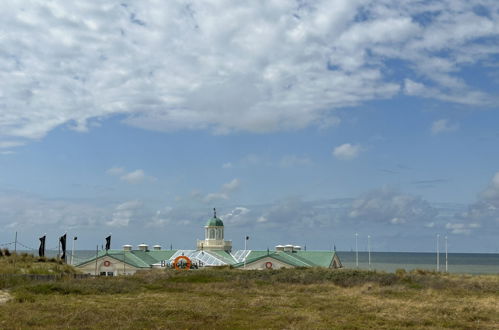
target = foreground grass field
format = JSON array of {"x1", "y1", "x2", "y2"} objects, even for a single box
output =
[{"x1": 0, "y1": 259, "x2": 498, "y2": 329}]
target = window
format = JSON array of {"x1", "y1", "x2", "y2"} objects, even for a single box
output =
[
  {"x1": 100, "y1": 272, "x2": 106, "y2": 276},
  {"x1": 209, "y1": 229, "x2": 215, "y2": 239},
  {"x1": 107, "y1": 272, "x2": 114, "y2": 276}
]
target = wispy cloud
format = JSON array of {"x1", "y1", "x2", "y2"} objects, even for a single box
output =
[
  {"x1": 431, "y1": 119, "x2": 460, "y2": 134},
  {"x1": 333, "y1": 143, "x2": 363, "y2": 160},
  {"x1": 204, "y1": 179, "x2": 241, "y2": 203},
  {"x1": 107, "y1": 167, "x2": 156, "y2": 184}
]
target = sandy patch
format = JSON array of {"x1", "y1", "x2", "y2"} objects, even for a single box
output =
[{"x1": 0, "y1": 290, "x2": 11, "y2": 304}]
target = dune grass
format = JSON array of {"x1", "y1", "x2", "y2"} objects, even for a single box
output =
[
  {"x1": 0, "y1": 263, "x2": 498, "y2": 329},
  {"x1": 0, "y1": 250, "x2": 78, "y2": 276}
]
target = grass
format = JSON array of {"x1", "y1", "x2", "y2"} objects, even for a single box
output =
[
  {"x1": 0, "y1": 258, "x2": 498, "y2": 329},
  {"x1": 0, "y1": 250, "x2": 78, "y2": 276}
]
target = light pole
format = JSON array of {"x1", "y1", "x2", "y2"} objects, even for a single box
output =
[
  {"x1": 445, "y1": 236, "x2": 448, "y2": 272},
  {"x1": 71, "y1": 236, "x2": 77, "y2": 265},
  {"x1": 355, "y1": 233, "x2": 359, "y2": 268},
  {"x1": 368, "y1": 235, "x2": 371, "y2": 270},
  {"x1": 436, "y1": 234, "x2": 440, "y2": 272},
  {"x1": 244, "y1": 236, "x2": 249, "y2": 269}
]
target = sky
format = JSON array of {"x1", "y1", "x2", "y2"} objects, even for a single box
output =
[{"x1": 1, "y1": 0, "x2": 499, "y2": 253}]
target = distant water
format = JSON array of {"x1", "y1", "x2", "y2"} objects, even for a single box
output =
[
  {"x1": 41, "y1": 250, "x2": 499, "y2": 275},
  {"x1": 337, "y1": 251, "x2": 499, "y2": 275}
]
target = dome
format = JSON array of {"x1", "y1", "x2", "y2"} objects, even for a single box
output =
[
  {"x1": 206, "y1": 208, "x2": 224, "y2": 226},
  {"x1": 206, "y1": 216, "x2": 224, "y2": 227}
]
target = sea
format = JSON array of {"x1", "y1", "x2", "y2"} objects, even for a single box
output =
[
  {"x1": 336, "y1": 251, "x2": 499, "y2": 275},
  {"x1": 58, "y1": 250, "x2": 499, "y2": 275}
]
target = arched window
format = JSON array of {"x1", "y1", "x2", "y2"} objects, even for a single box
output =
[
  {"x1": 209, "y1": 229, "x2": 215, "y2": 239},
  {"x1": 216, "y1": 229, "x2": 221, "y2": 240}
]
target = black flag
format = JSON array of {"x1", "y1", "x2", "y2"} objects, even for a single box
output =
[
  {"x1": 59, "y1": 234, "x2": 67, "y2": 262},
  {"x1": 105, "y1": 235, "x2": 111, "y2": 251},
  {"x1": 38, "y1": 235, "x2": 46, "y2": 257}
]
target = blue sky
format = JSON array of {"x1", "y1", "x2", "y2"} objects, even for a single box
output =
[{"x1": 1, "y1": 1, "x2": 499, "y2": 253}]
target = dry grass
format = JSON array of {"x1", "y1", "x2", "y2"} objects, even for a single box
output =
[{"x1": 0, "y1": 268, "x2": 498, "y2": 329}]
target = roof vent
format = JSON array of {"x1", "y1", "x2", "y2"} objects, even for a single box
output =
[
  {"x1": 123, "y1": 244, "x2": 132, "y2": 251},
  {"x1": 138, "y1": 243, "x2": 148, "y2": 251},
  {"x1": 153, "y1": 245, "x2": 161, "y2": 251},
  {"x1": 275, "y1": 245, "x2": 285, "y2": 251},
  {"x1": 284, "y1": 244, "x2": 294, "y2": 252}
]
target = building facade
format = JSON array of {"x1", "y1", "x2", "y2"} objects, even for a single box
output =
[{"x1": 76, "y1": 209, "x2": 342, "y2": 275}]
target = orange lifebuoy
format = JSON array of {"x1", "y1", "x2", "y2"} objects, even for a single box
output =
[
  {"x1": 103, "y1": 260, "x2": 111, "y2": 267},
  {"x1": 173, "y1": 256, "x2": 192, "y2": 270},
  {"x1": 265, "y1": 261, "x2": 273, "y2": 269}
]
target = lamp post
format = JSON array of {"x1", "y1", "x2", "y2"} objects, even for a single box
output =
[
  {"x1": 436, "y1": 234, "x2": 440, "y2": 272},
  {"x1": 355, "y1": 233, "x2": 359, "y2": 268},
  {"x1": 368, "y1": 235, "x2": 371, "y2": 270},
  {"x1": 445, "y1": 236, "x2": 448, "y2": 272},
  {"x1": 71, "y1": 236, "x2": 77, "y2": 265}
]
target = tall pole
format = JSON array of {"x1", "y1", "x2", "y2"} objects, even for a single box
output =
[
  {"x1": 355, "y1": 233, "x2": 359, "y2": 268},
  {"x1": 436, "y1": 234, "x2": 440, "y2": 272},
  {"x1": 94, "y1": 245, "x2": 98, "y2": 276},
  {"x1": 71, "y1": 237, "x2": 76, "y2": 265},
  {"x1": 368, "y1": 235, "x2": 371, "y2": 270},
  {"x1": 244, "y1": 236, "x2": 247, "y2": 269},
  {"x1": 14, "y1": 232, "x2": 17, "y2": 254},
  {"x1": 445, "y1": 236, "x2": 448, "y2": 273}
]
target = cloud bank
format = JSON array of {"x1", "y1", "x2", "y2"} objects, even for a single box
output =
[{"x1": 1, "y1": 0, "x2": 498, "y2": 145}]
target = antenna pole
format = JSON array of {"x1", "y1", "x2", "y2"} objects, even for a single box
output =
[{"x1": 14, "y1": 232, "x2": 17, "y2": 254}]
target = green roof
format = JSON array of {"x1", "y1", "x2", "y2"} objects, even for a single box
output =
[
  {"x1": 232, "y1": 251, "x2": 338, "y2": 268},
  {"x1": 76, "y1": 249, "x2": 340, "y2": 269},
  {"x1": 75, "y1": 249, "x2": 178, "y2": 268},
  {"x1": 76, "y1": 250, "x2": 152, "y2": 268},
  {"x1": 209, "y1": 250, "x2": 237, "y2": 264},
  {"x1": 206, "y1": 216, "x2": 224, "y2": 227}
]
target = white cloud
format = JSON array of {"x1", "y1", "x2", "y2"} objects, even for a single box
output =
[
  {"x1": 222, "y1": 162, "x2": 233, "y2": 169},
  {"x1": 221, "y1": 207, "x2": 252, "y2": 226},
  {"x1": 120, "y1": 169, "x2": 146, "y2": 184},
  {"x1": 106, "y1": 167, "x2": 125, "y2": 176},
  {"x1": 431, "y1": 119, "x2": 460, "y2": 134},
  {"x1": 204, "y1": 178, "x2": 241, "y2": 203},
  {"x1": 107, "y1": 167, "x2": 155, "y2": 184},
  {"x1": 0, "y1": 141, "x2": 25, "y2": 149},
  {"x1": 106, "y1": 200, "x2": 143, "y2": 227},
  {"x1": 1, "y1": 1, "x2": 498, "y2": 142},
  {"x1": 222, "y1": 178, "x2": 241, "y2": 193},
  {"x1": 445, "y1": 222, "x2": 480, "y2": 235},
  {"x1": 349, "y1": 188, "x2": 437, "y2": 225},
  {"x1": 333, "y1": 143, "x2": 363, "y2": 160}
]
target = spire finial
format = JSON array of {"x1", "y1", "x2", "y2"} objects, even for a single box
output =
[{"x1": 213, "y1": 207, "x2": 216, "y2": 218}]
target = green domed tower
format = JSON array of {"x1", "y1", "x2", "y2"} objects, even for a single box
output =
[{"x1": 197, "y1": 208, "x2": 232, "y2": 252}]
